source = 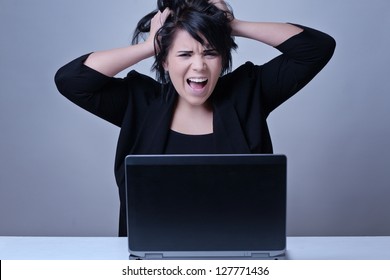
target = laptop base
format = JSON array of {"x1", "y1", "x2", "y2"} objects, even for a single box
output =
[{"x1": 129, "y1": 251, "x2": 286, "y2": 260}]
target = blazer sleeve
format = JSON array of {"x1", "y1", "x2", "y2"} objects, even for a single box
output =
[
  {"x1": 260, "y1": 24, "x2": 336, "y2": 115},
  {"x1": 54, "y1": 54, "x2": 160, "y2": 127}
]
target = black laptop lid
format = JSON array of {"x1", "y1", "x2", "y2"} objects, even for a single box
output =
[{"x1": 125, "y1": 154, "x2": 286, "y2": 253}]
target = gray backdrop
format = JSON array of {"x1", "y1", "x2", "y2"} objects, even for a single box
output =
[{"x1": 1, "y1": 0, "x2": 389, "y2": 237}]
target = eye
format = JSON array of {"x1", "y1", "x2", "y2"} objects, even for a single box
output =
[
  {"x1": 204, "y1": 50, "x2": 219, "y2": 57},
  {"x1": 177, "y1": 52, "x2": 192, "y2": 57}
]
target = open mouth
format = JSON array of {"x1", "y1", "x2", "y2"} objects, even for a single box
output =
[{"x1": 187, "y1": 78, "x2": 208, "y2": 90}]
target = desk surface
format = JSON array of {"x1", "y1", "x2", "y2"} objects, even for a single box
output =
[{"x1": 0, "y1": 236, "x2": 389, "y2": 260}]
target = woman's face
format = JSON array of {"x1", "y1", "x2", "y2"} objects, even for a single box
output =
[{"x1": 163, "y1": 29, "x2": 223, "y2": 108}]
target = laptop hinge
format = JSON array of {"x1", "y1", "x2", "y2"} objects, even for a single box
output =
[
  {"x1": 145, "y1": 253, "x2": 164, "y2": 259},
  {"x1": 251, "y1": 253, "x2": 270, "y2": 258}
]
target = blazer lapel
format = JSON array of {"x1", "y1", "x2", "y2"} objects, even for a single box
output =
[
  {"x1": 213, "y1": 98, "x2": 251, "y2": 154},
  {"x1": 130, "y1": 95, "x2": 176, "y2": 154}
]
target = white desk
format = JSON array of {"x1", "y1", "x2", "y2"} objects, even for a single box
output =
[{"x1": 0, "y1": 236, "x2": 389, "y2": 260}]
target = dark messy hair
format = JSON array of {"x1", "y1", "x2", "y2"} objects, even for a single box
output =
[{"x1": 132, "y1": 0, "x2": 237, "y2": 85}]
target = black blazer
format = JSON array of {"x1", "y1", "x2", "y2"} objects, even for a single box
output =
[{"x1": 55, "y1": 25, "x2": 335, "y2": 236}]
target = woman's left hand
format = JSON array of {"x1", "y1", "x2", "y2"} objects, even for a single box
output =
[{"x1": 209, "y1": 0, "x2": 234, "y2": 20}]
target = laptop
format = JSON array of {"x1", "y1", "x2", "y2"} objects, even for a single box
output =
[{"x1": 125, "y1": 154, "x2": 287, "y2": 260}]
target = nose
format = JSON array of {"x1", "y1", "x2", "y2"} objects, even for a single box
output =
[{"x1": 192, "y1": 55, "x2": 206, "y2": 71}]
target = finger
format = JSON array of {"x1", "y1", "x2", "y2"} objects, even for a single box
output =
[{"x1": 160, "y1": 7, "x2": 171, "y2": 23}]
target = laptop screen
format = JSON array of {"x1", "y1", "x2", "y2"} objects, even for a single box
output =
[{"x1": 125, "y1": 154, "x2": 286, "y2": 253}]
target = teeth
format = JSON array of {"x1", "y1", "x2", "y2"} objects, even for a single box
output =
[{"x1": 188, "y1": 78, "x2": 207, "y2": 83}]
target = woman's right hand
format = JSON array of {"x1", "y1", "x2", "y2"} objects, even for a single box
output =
[{"x1": 145, "y1": 8, "x2": 171, "y2": 50}]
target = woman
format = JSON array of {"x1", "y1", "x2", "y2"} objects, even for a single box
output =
[{"x1": 55, "y1": 0, "x2": 335, "y2": 236}]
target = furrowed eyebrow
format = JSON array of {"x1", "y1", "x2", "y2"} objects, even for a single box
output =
[
  {"x1": 177, "y1": 51, "x2": 193, "y2": 55},
  {"x1": 204, "y1": 48, "x2": 218, "y2": 53},
  {"x1": 175, "y1": 49, "x2": 218, "y2": 56}
]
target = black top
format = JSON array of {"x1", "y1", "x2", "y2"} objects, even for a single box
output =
[
  {"x1": 55, "y1": 24, "x2": 336, "y2": 236},
  {"x1": 164, "y1": 130, "x2": 215, "y2": 154}
]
